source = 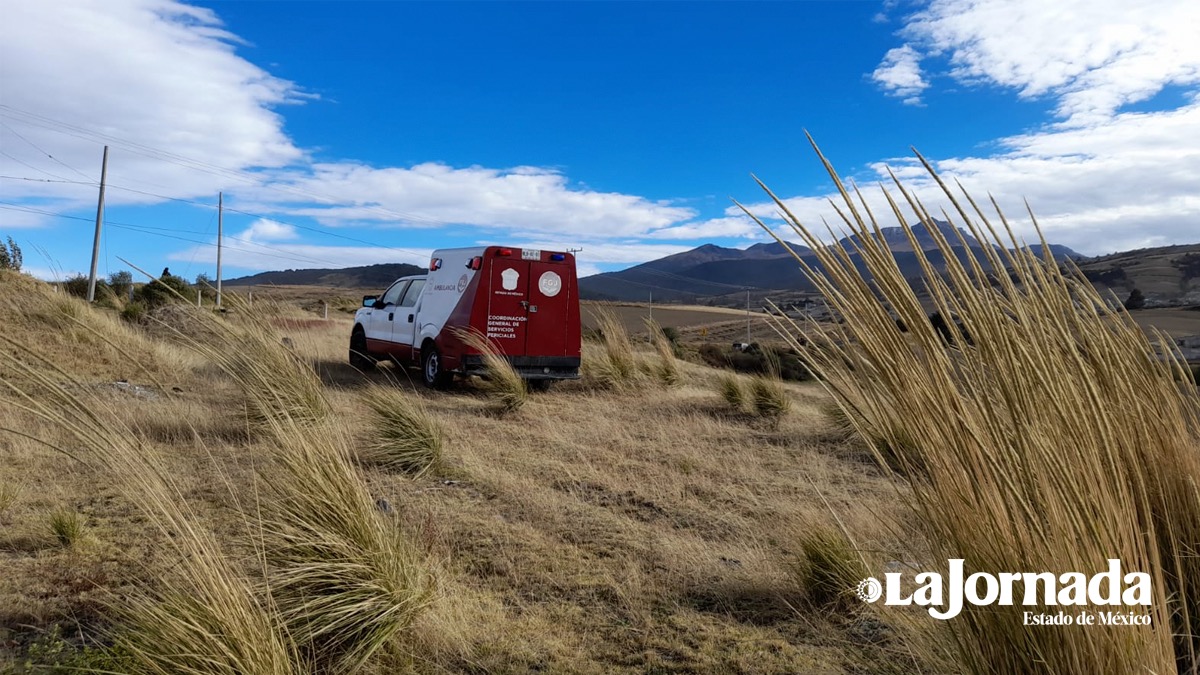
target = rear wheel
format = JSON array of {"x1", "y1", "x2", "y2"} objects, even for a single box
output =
[
  {"x1": 349, "y1": 327, "x2": 376, "y2": 371},
  {"x1": 421, "y1": 343, "x2": 451, "y2": 389}
]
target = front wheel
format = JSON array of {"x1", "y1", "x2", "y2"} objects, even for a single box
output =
[
  {"x1": 421, "y1": 344, "x2": 451, "y2": 389},
  {"x1": 349, "y1": 328, "x2": 376, "y2": 371}
]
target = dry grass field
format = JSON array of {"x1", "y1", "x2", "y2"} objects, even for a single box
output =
[
  {"x1": 0, "y1": 271, "x2": 914, "y2": 673},
  {"x1": 7, "y1": 151, "x2": 1199, "y2": 671}
]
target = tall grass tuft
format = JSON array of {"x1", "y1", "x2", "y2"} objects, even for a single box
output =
[
  {"x1": 716, "y1": 373, "x2": 748, "y2": 411},
  {"x1": 188, "y1": 299, "x2": 438, "y2": 672},
  {"x1": 743, "y1": 135, "x2": 1200, "y2": 673},
  {"x1": 793, "y1": 525, "x2": 869, "y2": 610},
  {"x1": 0, "y1": 482, "x2": 20, "y2": 517},
  {"x1": 645, "y1": 319, "x2": 682, "y2": 387},
  {"x1": 255, "y1": 415, "x2": 437, "y2": 673},
  {"x1": 360, "y1": 385, "x2": 444, "y2": 477},
  {"x1": 748, "y1": 375, "x2": 791, "y2": 426},
  {"x1": 583, "y1": 308, "x2": 641, "y2": 390},
  {"x1": 0, "y1": 341, "x2": 299, "y2": 675},
  {"x1": 49, "y1": 507, "x2": 87, "y2": 548},
  {"x1": 456, "y1": 328, "x2": 528, "y2": 414}
]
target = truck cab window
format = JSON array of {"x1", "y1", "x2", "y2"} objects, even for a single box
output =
[
  {"x1": 380, "y1": 280, "x2": 408, "y2": 306},
  {"x1": 399, "y1": 279, "x2": 425, "y2": 307}
]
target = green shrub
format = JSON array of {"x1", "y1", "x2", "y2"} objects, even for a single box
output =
[
  {"x1": 108, "y1": 270, "x2": 133, "y2": 300},
  {"x1": 135, "y1": 274, "x2": 194, "y2": 307},
  {"x1": 61, "y1": 274, "x2": 105, "y2": 300},
  {"x1": 696, "y1": 343, "x2": 814, "y2": 381},
  {"x1": 1172, "y1": 253, "x2": 1200, "y2": 281},
  {"x1": 121, "y1": 301, "x2": 147, "y2": 323},
  {"x1": 0, "y1": 236, "x2": 22, "y2": 271}
]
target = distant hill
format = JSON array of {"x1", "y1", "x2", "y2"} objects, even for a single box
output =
[
  {"x1": 1076, "y1": 243, "x2": 1200, "y2": 307},
  {"x1": 578, "y1": 221, "x2": 1086, "y2": 302},
  {"x1": 224, "y1": 263, "x2": 425, "y2": 289},
  {"x1": 220, "y1": 237, "x2": 1200, "y2": 310}
]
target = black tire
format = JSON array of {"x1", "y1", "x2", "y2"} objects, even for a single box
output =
[
  {"x1": 527, "y1": 379, "x2": 554, "y2": 392},
  {"x1": 421, "y1": 343, "x2": 451, "y2": 389},
  {"x1": 349, "y1": 327, "x2": 376, "y2": 371}
]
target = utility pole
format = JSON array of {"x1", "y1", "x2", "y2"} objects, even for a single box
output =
[
  {"x1": 567, "y1": 246, "x2": 583, "y2": 259},
  {"x1": 216, "y1": 191, "x2": 223, "y2": 308},
  {"x1": 649, "y1": 290, "x2": 653, "y2": 323},
  {"x1": 86, "y1": 146, "x2": 109, "y2": 302}
]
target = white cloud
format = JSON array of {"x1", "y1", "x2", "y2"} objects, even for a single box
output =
[
  {"x1": 890, "y1": 0, "x2": 1200, "y2": 125},
  {"x1": 513, "y1": 241, "x2": 694, "y2": 265},
  {"x1": 0, "y1": 0, "x2": 305, "y2": 210},
  {"x1": 240, "y1": 218, "x2": 299, "y2": 242},
  {"x1": 246, "y1": 162, "x2": 697, "y2": 239},
  {"x1": 642, "y1": 216, "x2": 765, "y2": 240},
  {"x1": 736, "y1": 98, "x2": 1200, "y2": 255},
  {"x1": 169, "y1": 240, "x2": 432, "y2": 272},
  {"x1": 0, "y1": 0, "x2": 712, "y2": 267},
  {"x1": 780, "y1": 0, "x2": 1200, "y2": 255},
  {"x1": 873, "y1": 45, "x2": 929, "y2": 104}
]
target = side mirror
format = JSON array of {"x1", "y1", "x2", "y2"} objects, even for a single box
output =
[{"x1": 362, "y1": 295, "x2": 378, "y2": 308}]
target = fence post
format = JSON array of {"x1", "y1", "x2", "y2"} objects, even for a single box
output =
[
  {"x1": 323, "y1": 302, "x2": 328, "y2": 320},
  {"x1": 197, "y1": 289, "x2": 202, "y2": 307}
]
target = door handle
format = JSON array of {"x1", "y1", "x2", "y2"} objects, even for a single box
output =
[
  {"x1": 388, "y1": 312, "x2": 394, "y2": 321},
  {"x1": 407, "y1": 314, "x2": 414, "y2": 323},
  {"x1": 530, "y1": 305, "x2": 538, "y2": 312},
  {"x1": 519, "y1": 300, "x2": 529, "y2": 309}
]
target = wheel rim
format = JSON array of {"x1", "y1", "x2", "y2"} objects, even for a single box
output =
[{"x1": 425, "y1": 352, "x2": 438, "y2": 382}]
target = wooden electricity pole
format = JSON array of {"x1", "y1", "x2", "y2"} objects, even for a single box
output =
[
  {"x1": 86, "y1": 146, "x2": 109, "y2": 302},
  {"x1": 216, "y1": 191, "x2": 223, "y2": 308}
]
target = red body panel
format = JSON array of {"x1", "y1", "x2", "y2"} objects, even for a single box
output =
[{"x1": 460, "y1": 247, "x2": 580, "y2": 360}]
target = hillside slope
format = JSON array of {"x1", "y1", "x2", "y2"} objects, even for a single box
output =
[{"x1": 225, "y1": 262, "x2": 425, "y2": 289}]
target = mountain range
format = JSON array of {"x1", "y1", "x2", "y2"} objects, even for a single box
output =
[
  {"x1": 578, "y1": 221, "x2": 1082, "y2": 302},
  {"x1": 222, "y1": 226, "x2": 1200, "y2": 309}
]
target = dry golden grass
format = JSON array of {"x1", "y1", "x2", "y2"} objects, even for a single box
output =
[
  {"x1": 360, "y1": 384, "x2": 445, "y2": 476},
  {"x1": 0, "y1": 268, "x2": 909, "y2": 673},
  {"x1": 455, "y1": 327, "x2": 528, "y2": 414},
  {"x1": 743, "y1": 135, "x2": 1200, "y2": 673}
]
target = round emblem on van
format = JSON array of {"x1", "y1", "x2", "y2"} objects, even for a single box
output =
[
  {"x1": 457, "y1": 274, "x2": 468, "y2": 293},
  {"x1": 538, "y1": 271, "x2": 562, "y2": 297}
]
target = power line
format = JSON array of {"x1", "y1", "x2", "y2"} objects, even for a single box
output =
[
  {"x1": 0, "y1": 174, "x2": 430, "y2": 264},
  {"x1": 0, "y1": 202, "x2": 346, "y2": 267},
  {"x1": 0, "y1": 105, "x2": 451, "y2": 227},
  {"x1": 0, "y1": 120, "x2": 96, "y2": 182}
]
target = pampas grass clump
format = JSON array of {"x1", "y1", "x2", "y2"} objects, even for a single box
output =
[
  {"x1": 456, "y1": 328, "x2": 527, "y2": 414},
  {"x1": 361, "y1": 385, "x2": 444, "y2": 476},
  {"x1": 744, "y1": 135, "x2": 1200, "y2": 673}
]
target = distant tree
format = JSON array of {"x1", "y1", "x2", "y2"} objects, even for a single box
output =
[
  {"x1": 0, "y1": 236, "x2": 21, "y2": 271},
  {"x1": 195, "y1": 272, "x2": 216, "y2": 301},
  {"x1": 1172, "y1": 253, "x2": 1200, "y2": 281},
  {"x1": 1124, "y1": 288, "x2": 1146, "y2": 310},
  {"x1": 108, "y1": 270, "x2": 133, "y2": 298}
]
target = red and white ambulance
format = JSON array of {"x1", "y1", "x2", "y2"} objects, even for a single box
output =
[{"x1": 350, "y1": 246, "x2": 581, "y2": 388}]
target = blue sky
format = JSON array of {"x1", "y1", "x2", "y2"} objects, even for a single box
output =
[{"x1": 2, "y1": 0, "x2": 1199, "y2": 283}]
